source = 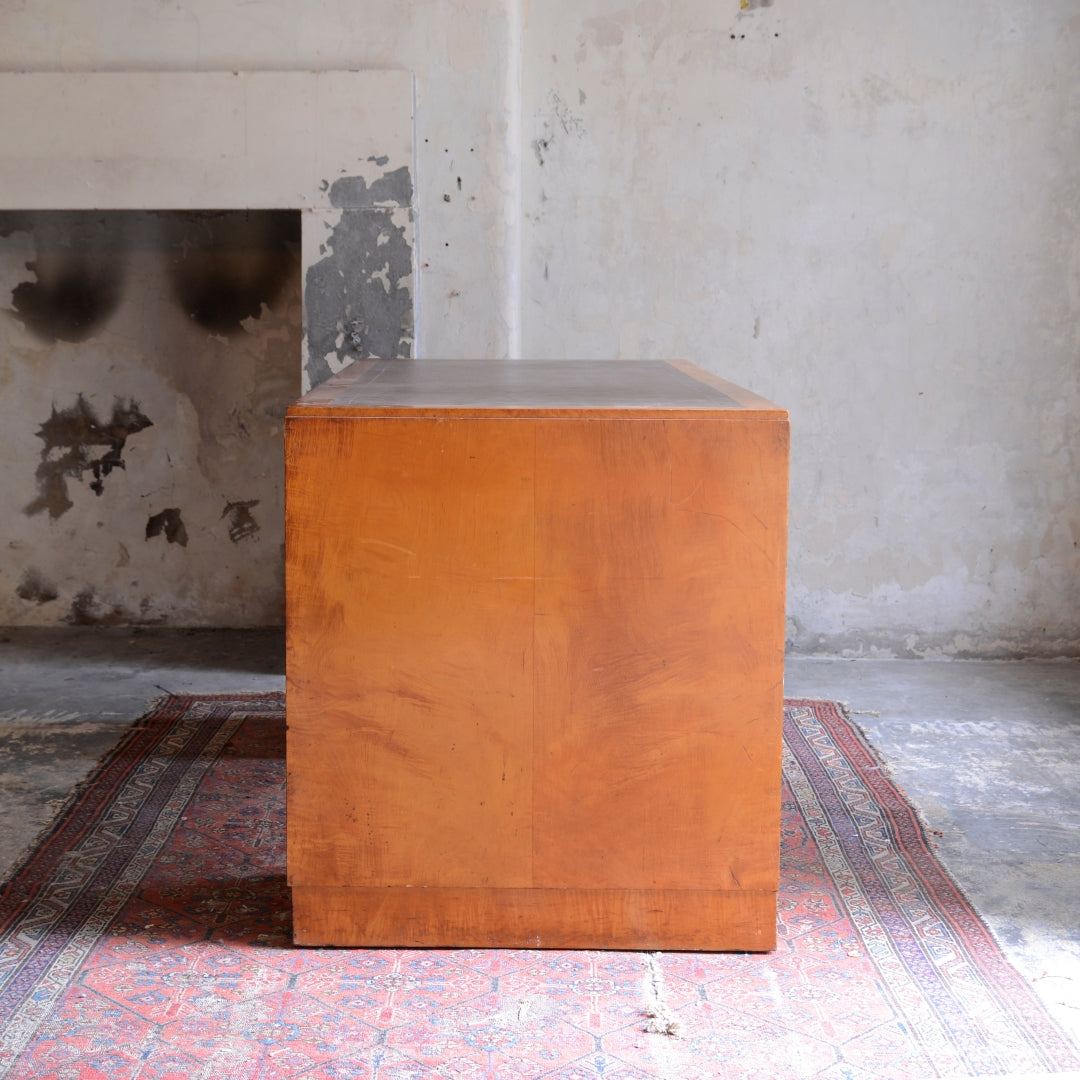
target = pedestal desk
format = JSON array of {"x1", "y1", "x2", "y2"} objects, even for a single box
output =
[{"x1": 285, "y1": 358, "x2": 789, "y2": 949}]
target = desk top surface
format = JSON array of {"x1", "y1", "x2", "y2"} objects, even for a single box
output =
[{"x1": 288, "y1": 358, "x2": 786, "y2": 419}]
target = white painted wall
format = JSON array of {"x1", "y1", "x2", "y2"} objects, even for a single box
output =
[{"x1": 0, "y1": 0, "x2": 1076, "y2": 654}]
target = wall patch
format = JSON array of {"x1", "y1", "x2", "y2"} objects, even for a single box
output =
[
  {"x1": 304, "y1": 206, "x2": 413, "y2": 388},
  {"x1": 328, "y1": 167, "x2": 413, "y2": 210}
]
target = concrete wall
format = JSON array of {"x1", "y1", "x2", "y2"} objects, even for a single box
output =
[
  {"x1": 0, "y1": 72, "x2": 414, "y2": 627},
  {"x1": 0, "y1": 1, "x2": 1077, "y2": 654},
  {"x1": 0, "y1": 210, "x2": 301, "y2": 626},
  {"x1": 519, "y1": 2, "x2": 1079, "y2": 658}
]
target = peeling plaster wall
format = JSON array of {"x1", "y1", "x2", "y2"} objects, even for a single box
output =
[
  {"x1": 1, "y1": 1, "x2": 1078, "y2": 653},
  {"x1": 0, "y1": 72, "x2": 419, "y2": 403},
  {"x1": 0, "y1": 73, "x2": 416, "y2": 628},
  {"x1": 0, "y1": 211, "x2": 300, "y2": 626},
  {"x1": 0, "y1": 6, "x2": 518, "y2": 360},
  {"x1": 303, "y1": 185, "x2": 415, "y2": 390}
]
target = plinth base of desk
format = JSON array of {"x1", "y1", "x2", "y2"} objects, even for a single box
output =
[{"x1": 290, "y1": 886, "x2": 777, "y2": 951}]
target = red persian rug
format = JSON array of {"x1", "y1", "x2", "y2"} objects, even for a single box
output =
[{"x1": 0, "y1": 695, "x2": 1077, "y2": 1080}]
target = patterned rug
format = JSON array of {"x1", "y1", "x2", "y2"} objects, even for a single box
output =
[{"x1": 1, "y1": 695, "x2": 1077, "y2": 1080}]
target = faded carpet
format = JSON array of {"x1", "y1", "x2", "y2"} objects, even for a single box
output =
[{"x1": 0, "y1": 695, "x2": 1076, "y2": 1079}]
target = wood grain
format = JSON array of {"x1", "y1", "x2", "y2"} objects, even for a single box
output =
[
  {"x1": 286, "y1": 417, "x2": 536, "y2": 888},
  {"x1": 531, "y1": 418, "x2": 788, "y2": 893},
  {"x1": 292, "y1": 886, "x2": 778, "y2": 951},
  {"x1": 285, "y1": 359, "x2": 788, "y2": 949}
]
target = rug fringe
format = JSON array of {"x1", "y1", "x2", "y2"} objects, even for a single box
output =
[
  {"x1": 941, "y1": 1073, "x2": 1080, "y2": 1080},
  {"x1": 642, "y1": 952, "x2": 682, "y2": 1038}
]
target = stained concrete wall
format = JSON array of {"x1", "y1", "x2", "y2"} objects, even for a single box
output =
[
  {"x1": 0, "y1": 1, "x2": 1077, "y2": 654},
  {"x1": 0, "y1": 73, "x2": 415, "y2": 628},
  {"x1": 0, "y1": 210, "x2": 301, "y2": 626}
]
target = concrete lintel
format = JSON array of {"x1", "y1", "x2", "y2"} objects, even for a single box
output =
[{"x1": 0, "y1": 71, "x2": 414, "y2": 211}]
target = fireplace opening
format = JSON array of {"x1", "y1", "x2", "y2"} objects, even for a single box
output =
[{"x1": 1, "y1": 209, "x2": 302, "y2": 628}]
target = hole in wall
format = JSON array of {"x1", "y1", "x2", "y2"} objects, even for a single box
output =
[{"x1": 0, "y1": 209, "x2": 302, "y2": 628}]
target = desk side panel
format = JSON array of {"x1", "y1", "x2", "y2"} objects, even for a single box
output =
[
  {"x1": 532, "y1": 417, "x2": 789, "y2": 893},
  {"x1": 286, "y1": 415, "x2": 536, "y2": 888}
]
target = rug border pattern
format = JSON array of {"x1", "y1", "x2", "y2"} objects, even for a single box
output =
[
  {"x1": 784, "y1": 698, "x2": 1079, "y2": 1075},
  {"x1": 0, "y1": 695, "x2": 278, "y2": 1068},
  {"x1": 0, "y1": 694, "x2": 1077, "y2": 1080}
]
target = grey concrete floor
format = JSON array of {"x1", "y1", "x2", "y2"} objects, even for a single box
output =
[{"x1": 1, "y1": 630, "x2": 1078, "y2": 1060}]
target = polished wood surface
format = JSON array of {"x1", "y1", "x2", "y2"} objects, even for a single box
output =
[
  {"x1": 531, "y1": 419, "x2": 786, "y2": 893},
  {"x1": 286, "y1": 358, "x2": 788, "y2": 949}
]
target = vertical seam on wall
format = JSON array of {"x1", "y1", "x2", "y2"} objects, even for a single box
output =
[
  {"x1": 506, "y1": 0, "x2": 524, "y2": 360},
  {"x1": 409, "y1": 72, "x2": 422, "y2": 359}
]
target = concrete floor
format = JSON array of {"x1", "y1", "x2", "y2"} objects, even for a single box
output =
[
  {"x1": 1, "y1": 629, "x2": 1078, "y2": 1057},
  {"x1": 787, "y1": 656, "x2": 1080, "y2": 1055}
]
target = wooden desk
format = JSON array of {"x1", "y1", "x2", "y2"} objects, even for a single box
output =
[{"x1": 285, "y1": 359, "x2": 788, "y2": 949}]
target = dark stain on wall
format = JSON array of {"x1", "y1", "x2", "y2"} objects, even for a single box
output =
[
  {"x1": 67, "y1": 587, "x2": 127, "y2": 627},
  {"x1": 65, "y1": 588, "x2": 163, "y2": 627},
  {"x1": 223, "y1": 499, "x2": 260, "y2": 543},
  {"x1": 165, "y1": 211, "x2": 301, "y2": 335},
  {"x1": 0, "y1": 212, "x2": 126, "y2": 343},
  {"x1": 11, "y1": 263, "x2": 125, "y2": 343},
  {"x1": 1, "y1": 210, "x2": 301, "y2": 340},
  {"x1": 16, "y1": 568, "x2": 58, "y2": 605},
  {"x1": 146, "y1": 508, "x2": 189, "y2": 547},
  {"x1": 25, "y1": 395, "x2": 153, "y2": 518}
]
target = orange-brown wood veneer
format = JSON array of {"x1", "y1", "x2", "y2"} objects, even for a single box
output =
[{"x1": 285, "y1": 359, "x2": 789, "y2": 949}]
